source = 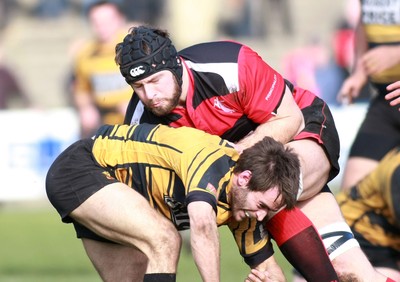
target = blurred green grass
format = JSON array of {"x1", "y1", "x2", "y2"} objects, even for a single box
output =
[{"x1": 0, "y1": 201, "x2": 293, "y2": 282}]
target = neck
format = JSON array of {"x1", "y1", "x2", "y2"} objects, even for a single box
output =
[{"x1": 179, "y1": 59, "x2": 189, "y2": 106}]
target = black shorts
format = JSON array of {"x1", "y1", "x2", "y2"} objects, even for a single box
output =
[
  {"x1": 349, "y1": 87, "x2": 400, "y2": 161},
  {"x1": 294, "y1": 96, "x2": 341, "y2": 182},
  {"x1": 45, "y1": 138, "x2": 118, "y2": 242}
]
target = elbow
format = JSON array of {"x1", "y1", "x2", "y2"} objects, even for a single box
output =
[{"x1": 189, "y1": 212, "x2": 217, "y2": 238}]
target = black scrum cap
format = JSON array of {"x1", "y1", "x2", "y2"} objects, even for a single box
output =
[{"x1": 117, "y1": 26, "x2": 182, "y2": 86}]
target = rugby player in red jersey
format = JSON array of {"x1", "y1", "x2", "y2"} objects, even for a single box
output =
[{"x1": 116, "y1": 25, "x2": 392, "y2": 281}]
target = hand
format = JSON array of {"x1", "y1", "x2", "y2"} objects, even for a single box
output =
[
  {"x1": 245, "y1": 268, "x2": 286, "y2": 282},
  {"x1": 362, "y1": 45, "x2": 400, "y2": 75},
  {"x1": 386, "y1": 81, "x2": 400, "y2": 110},
  {"x1": 337, "y1": 71, "x2": 367, "y2": 105}
]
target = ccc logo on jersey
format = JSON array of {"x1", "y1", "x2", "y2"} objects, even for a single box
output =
[{"x1": 130, "y1": 65, "x2": 146, "y2": 77}]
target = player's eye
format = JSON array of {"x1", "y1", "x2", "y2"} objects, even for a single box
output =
[{"x1": 258, "y1": 202, "x2": 267, "y2": 209}]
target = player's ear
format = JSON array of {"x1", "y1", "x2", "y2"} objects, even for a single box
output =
[{"x1": 238, "y1": 170, "x2": 252, "y2": 187}]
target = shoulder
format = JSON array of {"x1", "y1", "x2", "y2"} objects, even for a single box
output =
[
  {"x1": 76, "y1": 38, "x2": 100, "y2": 54},
  {"x1": 179, "y1": 41, "x2": 245, "y2": 63}
]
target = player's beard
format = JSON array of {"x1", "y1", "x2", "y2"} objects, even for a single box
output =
[
  {"x1": 230, "y1": 186, "x2": 249, "y2": 221},
  {"x1": 147, "y1": 80, "x2": 182, "y2": 116}
]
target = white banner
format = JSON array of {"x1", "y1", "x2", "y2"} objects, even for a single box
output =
[
  {"x1": 329, "y1": 103, "x2": 368, "y2": 190},
  {"x1": 0, "y1": 108, "x2": 79, "y2": 201}
]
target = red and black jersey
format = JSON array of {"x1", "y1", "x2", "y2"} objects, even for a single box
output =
[
  {"x1": 125, "y1": 41, "x2": 286, "y2": 142},
  {"x1": 124, "y1": 41, "x2": 340, "y2": 180}
]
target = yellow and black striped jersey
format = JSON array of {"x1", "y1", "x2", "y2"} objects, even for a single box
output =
[
  {"x1": 92, "y1": 123, "x2": 270, "y2": 264},
  {"x1": 74, "y1": 31, "x2": 132, "y2": 125},
  {"x1": 337, "y1": 146, "x2": 400, "y2": 251},
  {"x1": 361, "y1": 0, "x2": 400, "y2": 83}
]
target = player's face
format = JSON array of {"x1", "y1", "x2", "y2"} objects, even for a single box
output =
[
  {"x1": 89, "y1": 4, "x2": 125, "y2": 43},
  {"x1": 131, "y1": 70, "x2": 182, "y2": 116},
  {"x1": 230, "y1": 185, "x2": 282, "y2": 222}
]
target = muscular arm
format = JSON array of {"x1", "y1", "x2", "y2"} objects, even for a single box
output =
[
  {"x1": 188, "y1": 201, "x2": 220, "y2": 282},
  {"x1": 236, "y1": 86, "x2": 304, "y2": 150},
  {"x1": 352, "y1": 18, "x2": 369, "y2": 75}
]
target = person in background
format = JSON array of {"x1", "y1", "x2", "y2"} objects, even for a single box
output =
[
  {"x1": 330, "y1": 77, "x2": 400, "y2": 282},
  {"x1": 0, "y1": 46, "x2": 31, "y2": 109},
  {"x1": 282, "y1": 36, "x2": 344, "y2": 106},
  {"x1": 121, "y1": 0, "x2": 165, "y2": 27},
  {"x1": 71, "y1": 0, "x2": 133, "y2": 137},
  {"x1": 292, "y1": 79, "x2": 400, "y2": 282},
  {"x1": 336, "y1": 145, "x2": 400, "y2": 281},
  {"x1": 337, "y1": 0, "x2": 400, "y2": 191}
]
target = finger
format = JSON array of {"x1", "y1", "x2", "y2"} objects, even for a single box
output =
[
  {"x1": 245, "y1": 275, "x2": 255, "y2": 282},
  {"x1": 337, "y1": 85, "x2": 354, "y2": 104},
  {"x1": 247, "y1": 272, "x2": 262, "y2": 282},
  {"x1": 389, "y1": 97, "x2": 400, "y2": 106},
  {"x1": 337, "y1": 91, "x2": 352, "y2": 105},
  {"x1": 385, "y1": 89, "x2": 400, "y2": 100},
  {"x1": 386, "y1": 81, "x2": 400, "y2": 91}
]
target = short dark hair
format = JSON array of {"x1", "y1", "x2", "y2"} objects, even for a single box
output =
[{"x1": 233, "y1": 137, "x2": 300, "y2": 209}]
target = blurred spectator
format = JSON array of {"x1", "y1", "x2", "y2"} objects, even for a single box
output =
[
  {"x1": 218, "y1": 0, "x2": 252, "y2": 37},
  {"x1": 334, "y1": 0, "x2": 360, "y2": 66},
  {"x1": 0, "y1": 46, "x2": 31, "y2": 109},
  {"x1": 337, "y1": 0, "x2": 400, "y2": 191},
  {"x1": 282, "y1": 0, "x2": 371, "y2": 107},
  {"x1": 0, "y1": 0, "x2": 16, "y2": 31},
  {"x1": 282, "y1": 37, "x2": 344, "y2": 106},
  {"x1": 121, "y1": 0, "x2": 165, "y2": 26},
  {"x1": 33, "y1": 0, "x2": 69, "y2": 18},
  {"x1": 167, "y1": 0, "x2": 221, "y2": 48},
  {"x1": 332, "y1": 23, "x2": 355, "y2": 81},
  {"x1": 219, "y1": 0, "x2": 292, "y2": 38},
  {"x1": 262, "y1": 0, "x2": 293, "y2": 36},
  {"x1": 71, "y1": 0, "x2": 134, "y2": 138},
  {"x1": 332, "y1": 0, "x2": 371, "y2": 102}
]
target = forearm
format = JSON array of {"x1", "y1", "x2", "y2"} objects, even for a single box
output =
[
  {"x1": 73, "y1": 91, "x2": 100, "y2": 135},
  {"x1": 237, "y1": 87, "x2": 304, "y2": 149},
  {"x1": 238, "y1": 115, "x2": 301, "y2": 148},
  {"x1": 190, "y1": 222, "x2": 220, "y2": 281},
  {"x1": 352, "y1": 19, "x2": 368, "y2": 74},
  {"x1": 384, "y1": 45, "x2": 400, "y2": 66},
  {"x1": 338, "y1": 21, "x2": 369, "y2": 103},
  {"x1": 73, "y1": 90, "x2": 95, "y2": 109},
  {"x1": 188, "y1": 202, "x2": 220, "y2": 282}
]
